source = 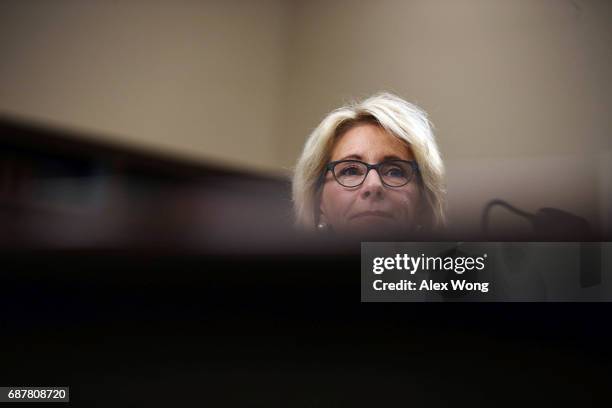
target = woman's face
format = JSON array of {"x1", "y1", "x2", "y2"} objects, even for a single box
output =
[{"x1": 319, "y1": 123, "x2": 421, "y2": 236}]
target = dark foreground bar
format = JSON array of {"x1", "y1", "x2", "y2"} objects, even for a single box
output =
[{"x1": 1, "y1": 248, "x2": 612, "y2": 406}]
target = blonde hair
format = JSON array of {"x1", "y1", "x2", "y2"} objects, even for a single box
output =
[{"x1": 292, "y1": 92, "x2": 446, "y2": 231}]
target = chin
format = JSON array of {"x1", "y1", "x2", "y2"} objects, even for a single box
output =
[{"x1": 342, "y1": 218, "x2": 410, "y2": 239}]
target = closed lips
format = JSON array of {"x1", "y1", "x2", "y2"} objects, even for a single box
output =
[{"x1": 350, "y1": 211, "x2": 394, "y2": 220}]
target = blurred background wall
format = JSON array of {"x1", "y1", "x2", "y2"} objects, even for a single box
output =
[
  {"x1": 0, "y1": 0, "x2": 610, "y2": 234},
  {"x1": 0, "y1": 0, "x2": 292, "y2": 172}
]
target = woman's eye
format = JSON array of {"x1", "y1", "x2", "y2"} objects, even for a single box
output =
[
  {"x1": 339, "y1": 166, "x2": 362, "y2": 176},
  {"x1": 385, "y1": 167, "x2": 405, "y2": 177}
]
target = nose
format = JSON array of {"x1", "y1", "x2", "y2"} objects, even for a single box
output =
[{"x1": 360, "y1": 168, "x2": 384, "y2": 200}]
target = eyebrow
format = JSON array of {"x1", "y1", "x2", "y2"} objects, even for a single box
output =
[{"x1": 336, "y1": 154, "x2": 408, "y2": 162}]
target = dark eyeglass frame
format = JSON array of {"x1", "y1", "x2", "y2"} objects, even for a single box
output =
[{"x1": 324, "y1": 159, "x2": 420, "y2": 188}]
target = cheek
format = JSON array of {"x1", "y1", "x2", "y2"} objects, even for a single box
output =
[
  {"x1": 320, "y1": 183, "x2": 355, "y2": 220},
  {"x1": 389, "y1": 186, "x2": 421, "y2": 219}
]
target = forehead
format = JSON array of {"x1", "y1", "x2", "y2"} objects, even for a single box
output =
[{"x1": 330, "y1": 123, "x2": 413, "y2": 161}]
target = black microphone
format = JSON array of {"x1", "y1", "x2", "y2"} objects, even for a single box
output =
[{"x1": 482, "y1": 199, "x2": 601, "y2": 287}]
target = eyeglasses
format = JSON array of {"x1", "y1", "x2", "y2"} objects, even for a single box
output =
[{"x1": 324, "y1": 159, "x2": 419, "y2": 188}]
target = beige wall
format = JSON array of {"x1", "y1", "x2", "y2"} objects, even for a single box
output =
[
  {"x1": 1, "y1": 0, "x2": 610, "y2": 230},
  {"x1": 282, "y1": 0, "x2": 611, "y2": 164},
  {"x1": 0, "y1": 0, "x2": 291, "y2": 172}
]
